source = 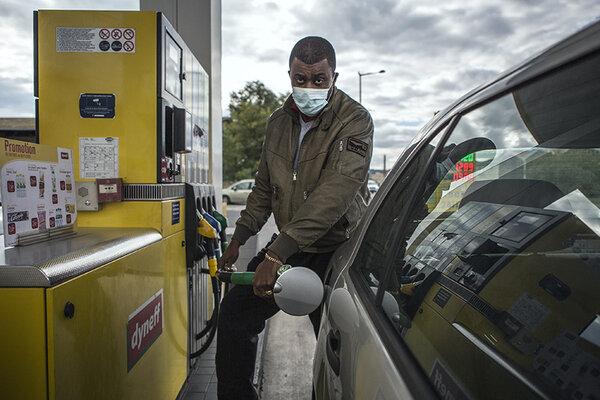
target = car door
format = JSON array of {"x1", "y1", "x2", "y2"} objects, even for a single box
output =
[
  {"x1": 230, "y1": 181, "x2": 247, "y2": 203},
  {"x1": 239, "y1": 181, "x2": 254, "y2": 203},
  {"x1": 314, "y1": 122, "x2": 450, "y2": 400},
  {"x1": 316, "y1": 51, "x2": 600, "y2": 400}
]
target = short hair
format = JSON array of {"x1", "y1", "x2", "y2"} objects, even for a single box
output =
[{"x1": 289, "y1": 36, "x2": 336, "y2": 72}]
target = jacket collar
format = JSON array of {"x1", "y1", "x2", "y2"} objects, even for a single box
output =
[{"x1": 283, "y1": 86, "x2": 338, "y2": 130}]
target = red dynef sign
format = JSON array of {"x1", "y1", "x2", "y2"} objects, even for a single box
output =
[{"x1": 127, "y1": 289, "x2": 163, "y2": 371}]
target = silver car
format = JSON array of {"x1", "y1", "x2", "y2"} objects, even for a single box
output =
[
  {"x1": 222, "y1": 179, "x2": 255, "y2": 205},
  {"x1": 314, "y1": 22, "x2": 600, "y2": 400}
]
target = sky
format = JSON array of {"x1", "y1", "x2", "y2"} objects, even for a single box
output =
[{"x1": 1, "y1": 1, "x2": 599, "y2": 169}]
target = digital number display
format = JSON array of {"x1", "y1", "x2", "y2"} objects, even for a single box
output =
[
  {"x1": 453, "y1": 172, "x2": 474, "y2": 181},
  {"x1": 452, "y1": 153, "x2": 475, "y2": 182}
]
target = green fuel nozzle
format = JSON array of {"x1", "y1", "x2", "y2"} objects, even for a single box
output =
[{"x1": 215, "y1": 264, "x2": 292, "y2": 285}]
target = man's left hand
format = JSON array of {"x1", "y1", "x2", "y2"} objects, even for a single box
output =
[{"x1": 252, "y1": 251, "x2": 281, "y2": 298}]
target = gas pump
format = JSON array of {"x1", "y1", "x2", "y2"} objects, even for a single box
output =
[{"x1": 0, "y1": 10, "x2": 219, "y2": 400}]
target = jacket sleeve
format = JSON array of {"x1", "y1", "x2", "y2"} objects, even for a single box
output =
[
  {"x1": 268, "y1": 110, "x2": 374, "y2": 261},
  {"x1": 231, "y1": 122, "x2": 273, "y2": 245}
]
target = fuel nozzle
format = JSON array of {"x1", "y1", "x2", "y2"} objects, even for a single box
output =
[
  {"x1": 212, "y1": 210, "x2": 229, "y2": 252},
  {"x1": 197, "y1": 209, "x2": 219, "y2": 276}
]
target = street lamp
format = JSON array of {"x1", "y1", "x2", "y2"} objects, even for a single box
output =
[{"x1": 358, "y1": 69, "x2": 385, "y2": 103}]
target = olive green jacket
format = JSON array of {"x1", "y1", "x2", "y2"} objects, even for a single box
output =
[{"x1": 231, "y1": 87, "x2": 374, "y2": 262}]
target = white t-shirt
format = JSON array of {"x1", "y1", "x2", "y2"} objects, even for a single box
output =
[{"x1": 293, "y1": 117, "x2": 314, "y2": 169}]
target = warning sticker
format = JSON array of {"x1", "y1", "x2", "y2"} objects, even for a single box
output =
[{"x1": 56, "y1": 27, "x2": 136, "y2": 53}]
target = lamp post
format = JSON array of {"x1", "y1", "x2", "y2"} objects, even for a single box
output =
[{"x1": 358, "y1": 69, "x2": 385, "y2": 103}]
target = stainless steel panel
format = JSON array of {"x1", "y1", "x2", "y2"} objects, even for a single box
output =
[{"x1": 0, "y1": 227, "x2": 161, "y2": 287}]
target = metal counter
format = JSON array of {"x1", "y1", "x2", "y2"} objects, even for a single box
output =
[{"x1": 0, "y1": 228, "x2": 162, "y2": 288}]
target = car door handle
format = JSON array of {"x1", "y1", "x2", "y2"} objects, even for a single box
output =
[{"x1": 326, "y1": 330, "x2": 341, "y2": 376}]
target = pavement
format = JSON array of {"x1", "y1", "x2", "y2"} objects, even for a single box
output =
[{"x1": 179, "y1": 204, "x2": 315, "y2": 400}]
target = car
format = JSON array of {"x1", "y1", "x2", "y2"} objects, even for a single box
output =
[
  {"x1": 222, "y1": 179, "x2": 255, "y2": 204},
  {"x1": 313, "y1": 21, "x2": 600, "y2": 400},
  {"x1": 367, "y1": 179, "x2": 379, "y2": 194}
]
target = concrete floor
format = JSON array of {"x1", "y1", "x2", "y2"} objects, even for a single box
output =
[{"x1": 260, "y1": 313, "x2": 315, "y2": 399}]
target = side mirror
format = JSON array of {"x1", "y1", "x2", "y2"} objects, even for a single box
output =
[
  {"x1": 273, "y1": 267, "x2": 324, "y2": 316},
  {"x1": 232, "y1": 186, "x2": 238, "y2": 191}
]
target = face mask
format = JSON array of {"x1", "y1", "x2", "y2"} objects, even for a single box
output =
[{"x1": 292, "y1": 87, "x2": 330, "y2": 116}]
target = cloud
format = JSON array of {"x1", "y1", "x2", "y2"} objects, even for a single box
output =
[
  {"x1": 2, "y1": 0, "x2": 600, "y2": 165},
  {"x1": 0, "y1": 76, "x2": 35, "y2": 117}
]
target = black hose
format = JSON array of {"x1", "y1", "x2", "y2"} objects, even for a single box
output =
[{"x1": 190, "y1": 276, "x2": 220, "y2": 358}]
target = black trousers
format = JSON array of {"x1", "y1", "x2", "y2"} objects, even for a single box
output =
[{"x1": 216, "y1": 241, "x2": 333, "y2": 400}]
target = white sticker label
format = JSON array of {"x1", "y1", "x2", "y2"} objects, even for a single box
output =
[
  {"x1": 508, "y1": 293, "x2": 550, "y2": 331},
  {"x1": 79, "y1": 137, "x2": 119, "y2": 179},
  {"x1": 56, "y1": 27, "x2": 136, "y2": 53},
  {"x1": 99, "y1": 184, "x2": 117, "y2": 194}
]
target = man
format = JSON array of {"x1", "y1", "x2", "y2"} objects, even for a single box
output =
[{"x1": 216, "y1": 36, "x2": 373, "y2": 399}]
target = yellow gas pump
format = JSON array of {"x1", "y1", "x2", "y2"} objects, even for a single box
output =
[{"x1": 0, "y1": 10, "x2": 218, "y2": 400}]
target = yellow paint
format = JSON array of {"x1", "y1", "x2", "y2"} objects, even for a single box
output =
[
  {"x1": 479, "y1": 217, "x2": 600, "y2": 350},
  {"x1": 46, "y1": 232, "x2": 187, "y2": 400},
  {"x1": 161, "y1": 199, "x2": 185, "y2": 237},
  {"x1": 0, "y1": 289, "x2": 47, "y2": 400},
  {"x1": 77, "y1": 200, "x2": 185, "y2": 237},
  {"x1": 405, "y1": 303, "x2": 536, "y2": 399},
  {"x1": 77, "y1": 201, "x2": 163, "y2": 231},
  {"x1": 37, "y1": 10, "x2": 158, "y2": 183}
]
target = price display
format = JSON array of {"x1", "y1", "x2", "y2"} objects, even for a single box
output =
[{"x1": 453, "y1": 153, "x2": 475, "y2": 182}]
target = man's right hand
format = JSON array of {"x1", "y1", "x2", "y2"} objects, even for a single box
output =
[{"x1": 218, "y1": 239, "x2": 240, "y2": 271}]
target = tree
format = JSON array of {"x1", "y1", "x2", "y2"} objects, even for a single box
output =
[{"x1": 223, "y1": 81, "x2": 287, "y2": 184}]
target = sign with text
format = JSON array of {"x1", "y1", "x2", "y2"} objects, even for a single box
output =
[
  {"x1": 56, "y1": 27, "x2": 136, "y2": 53},
  {"x1": 127, "y1": 289, "x2": 163, "y2": 371},
  {"x1": 0, "y1": 139, "x2": 76, "y2": 246}
]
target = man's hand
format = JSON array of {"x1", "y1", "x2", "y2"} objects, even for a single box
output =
[
  {"x1": 218, "y1": 239, "x2": 240, "y2": 271},
  {"x1": 252, "y1": 251, "x2": 281, "y2": 298}
]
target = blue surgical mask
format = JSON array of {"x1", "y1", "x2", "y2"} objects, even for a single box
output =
[{"x1": 292, "y1": 87, "x2": 330, "y2": 116}]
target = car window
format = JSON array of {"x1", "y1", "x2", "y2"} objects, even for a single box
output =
[
  {"x1": 354, "y1": 52, "x2": 600, "y2": 399},
  {"x1": 234, "y1": 181, "x2": 251, "y2": 190}
]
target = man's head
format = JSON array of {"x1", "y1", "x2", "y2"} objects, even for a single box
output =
[
  {"x1": 289, "y1": 36, "x2": 337, "y2": 90},
  {"x1": 289, "y1": 36, "x2": 336, "y2": 72},
  {"x1": 288, "y1": 37, "x2": 338, "y2": 116}
]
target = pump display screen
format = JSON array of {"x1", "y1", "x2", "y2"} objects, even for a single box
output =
[
  {"x1": 165, "y1": 34, "x2": 182, "y2": 99},
  {"x1": 453, "y1": 154, "x2": 475, "y2": 181}
]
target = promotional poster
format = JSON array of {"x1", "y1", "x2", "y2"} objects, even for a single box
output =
[{"x1": 0, "y1": 139, "x2": 76, "y2": 246}]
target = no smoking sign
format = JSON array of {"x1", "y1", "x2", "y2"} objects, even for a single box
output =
[
  {"x1": 57, "y1": 27, "x2": 136, "y2": 53},
  {"x1": 95, "y1": 27, "x2": 135, "y2": 53},
  {"x1": 123, "y1": 41, "x2": 134, "y2": 52}
]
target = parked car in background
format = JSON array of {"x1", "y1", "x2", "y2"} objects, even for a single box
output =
[
  {"x1": 313, "y1": 21, "x2": 600, "y2": 400},
  {"x1": 222, "y1": 179, "x2": 255, "y2": 204},
  {"x1": 367, "y1": 179, "x2": 379, "y2": 194}
]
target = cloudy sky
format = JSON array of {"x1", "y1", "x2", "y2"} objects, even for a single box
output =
[{"x1": 1, "y1": 0, "x2": 599, "y2": 168}]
